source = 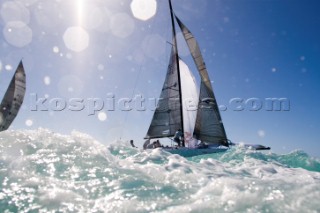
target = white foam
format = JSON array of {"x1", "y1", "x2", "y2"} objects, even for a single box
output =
[{"x1": 0, "y1": 129, "x2": 319, "y2": 212}]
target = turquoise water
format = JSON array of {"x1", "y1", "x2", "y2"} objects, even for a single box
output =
[{"x1": 0, "y1": 129, "x2": 319, "y2": 212}]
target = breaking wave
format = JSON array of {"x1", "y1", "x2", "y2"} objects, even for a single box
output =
[{"x1": 0, "y1": 129, "x2": 319, "y2": 212}]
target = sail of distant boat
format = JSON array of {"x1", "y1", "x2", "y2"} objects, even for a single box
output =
[{"x1": 0, "y1": 61, "x2": 26, "y2": 131}]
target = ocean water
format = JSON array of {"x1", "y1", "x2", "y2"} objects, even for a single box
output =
[{"x1": 0, "y1": 129, "x2": 319, "y2": 213}]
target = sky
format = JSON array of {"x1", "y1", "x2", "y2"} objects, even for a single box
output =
[{"x1": 0, "y1": 0, "x2": 319, "y2": 157}]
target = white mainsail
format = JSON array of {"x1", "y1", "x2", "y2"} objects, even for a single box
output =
[{"x1": 0, "y1": 61, "x2": 26, "y2": 131}]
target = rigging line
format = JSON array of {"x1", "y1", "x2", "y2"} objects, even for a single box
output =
[
  {"x1": 119, "y1": 64, "x2": 142, "y2": 140},
  {"x1": 119, "y1": 11, "x2": 160, "y2": 141}
]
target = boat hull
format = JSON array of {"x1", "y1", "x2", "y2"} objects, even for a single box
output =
[{"x1": 162, "y1": 147, "x2": 228, "y2": 157}]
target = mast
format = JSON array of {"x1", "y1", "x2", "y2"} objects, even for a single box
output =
[{"x1": 168, "y1": 0, "x2": 185, "y2": 146}]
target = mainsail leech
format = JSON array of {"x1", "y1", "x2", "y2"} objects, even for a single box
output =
[{"x1": 0, "y1": 61, "x2": 26, "y2": 131}]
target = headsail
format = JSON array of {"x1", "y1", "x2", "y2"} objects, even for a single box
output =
[
  {"x1": 175, "y1": 16, "x2": 228, "y2": 146},
  {"x1": 145, "y1": 47, "x2": 182, "y2": 139},
  {"x1": 194, "y1": 82, "x2": 228, "y2": 146},
  {"x1": 180, "y1": 59, "x2": 198, "y2": 147},
  {"x1": 0, "y1": 61, "x2": 26, "y2": 131}
]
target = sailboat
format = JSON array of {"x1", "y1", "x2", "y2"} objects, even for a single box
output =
[
  {"x1": 142, "y1": 0, "x2": 229, "y2": 157},
  {"x1": 143, "y1": 1, "x2": 270, "y2": 157},
  {"x1": 0, "y1": 61, "x2": 26, "y2": 131}
]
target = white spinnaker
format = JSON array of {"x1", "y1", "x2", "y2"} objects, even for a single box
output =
[{"x1": 179, "y1": 59, "x2": 198, "y2": 148}]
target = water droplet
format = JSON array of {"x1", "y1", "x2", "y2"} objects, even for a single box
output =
[
  {"x1": 63, "y1": 26, "x2": 89, "y2": 52},
  {"x1": 98, "y1": 112, "x2": 107, "y2": 121},
  {"x1": 131, "y1": 0, "x2": 157, "y2": 21},
  {"x1": 25, "y1": 119, "x2": 33, "y2": 127}
]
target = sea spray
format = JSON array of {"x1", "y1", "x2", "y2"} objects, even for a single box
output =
[{"x1": 0, "y1": 129, "x2": 319, "y2": 212}]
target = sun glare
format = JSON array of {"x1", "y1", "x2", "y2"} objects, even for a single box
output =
[
  {"x1": 131, "y1": 0, "x2": 157, "y2": 21},
  {"x1": 63, "y1": 26, "x2": 89, "y2": 52},
  {"x1": 76, "y1": 0, "x2": 84, "y2": 25}
]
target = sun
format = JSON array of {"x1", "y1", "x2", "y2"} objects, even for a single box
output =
[{"x1": 76, "y1": 0, "x2": 84, "y2": 25}]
